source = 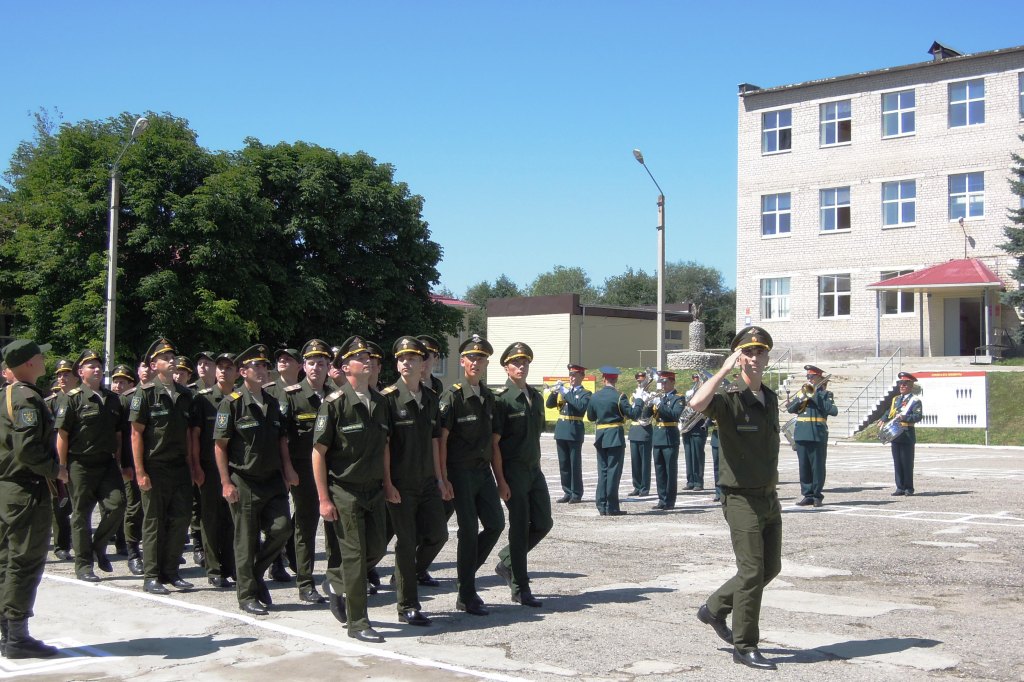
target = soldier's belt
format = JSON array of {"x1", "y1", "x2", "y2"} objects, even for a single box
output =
[
  {"x1": 797, "y1": 417, "x2": 827, "y2": 423},
  {"x1": 634, "y1": 419, "x2": 651, "y2": 426},
  {"x1": 596, "y1": 422, "x2": 623, "y2": 429},
  {"x1": 558, "y1": 416, "x2": 583, "y2": 421},
  {"x1": 654, "y1": 421, "x2": 677, "y2": 428}
]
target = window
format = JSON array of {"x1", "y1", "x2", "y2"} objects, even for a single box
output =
[
  {"x1": 820, "y1": 100, "x2": 851, "y2": 146},
  {"x1": 949, "y1": 78, "x2": 985, "y2": 127},
  {"x1": 761, "y1": 193, "x2": 791, "y2": 236},
  {"x1": 820, "y1": 187, "x2": 851, "y2": 231},
  {"x1": 949, "y1": 172, "x2": 984, "y2": 219},
  {"x1": 761, "y1": 109, "x2": 792, "y2": 153},
  {"x1": 882, "y1": 180, "x2": 916, "y2": 227},
  {"x1": 1019, "y1": 72, "x2": 1023, "y2": 119},
  {"x1": 880, "y1": 270, "x2": 915, "y2": 315},
  {"x1": 760, "y1": 278, "x2": 790, "y2": 320},
  {"x1": 433, "y1": 354, "x2": 448, "y2": 377},
  {"x1": 664, "y1": 329, "x2": 683, "y2": 340},
  {"x1": 818, "y1": 274, "x2": 851, "y2": 318},
  {"x1": 882, "y1": 89, "x2": 915, "y2": 137}
]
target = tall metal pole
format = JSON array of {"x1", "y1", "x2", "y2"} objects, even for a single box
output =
[{"x1": 633, "y1": 149, "x2": 666, "y2": 370}]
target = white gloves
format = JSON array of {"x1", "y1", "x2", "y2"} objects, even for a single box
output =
[{"x1": 651, "y1": 396, "x2": 662, "y2": 409}]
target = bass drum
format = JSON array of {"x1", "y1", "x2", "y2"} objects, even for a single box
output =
[
  {"x1": 782, "y1": 417, "x2": 797, "y2": 450},
  {"x1": 878, "y1": 419, "x2": 906, "y2": 444}
]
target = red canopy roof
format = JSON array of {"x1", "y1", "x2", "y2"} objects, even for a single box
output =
[{"x1": 867, "y1": 258, "x2": 1003, "y2": 290}]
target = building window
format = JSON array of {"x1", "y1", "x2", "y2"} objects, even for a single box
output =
[
  {"x1": 882, "y1": 180, "x2": 916, "y2": 227},
  {"x1": 760, "y1": 278, "x2": 790, "y2": 320},
  {"x1": 664, "y1": 329, "x2": 683, "y2": 340},
  {"x1": 1019, "y1": 72, "x2": 1023, "y2": 119},
  {"x1": 882, "y1": 89, "x2": 915, "y2": 137},
  {"x1": 761, "y1": 193, "x2": 791, "y2": 236},
  {"x1": 880, "y1": 270, "x2": 915, "y2": 315},
  {"x1": 949, "y1": 172, "x2": 984, "y2": 219},
  {"x1": 820, "y1": 187, "x2": 851, "y2": 231},
  {"x1": 818, "y1": 274, "x2": 851, "y2": 318},
  {"x1": 820, "y1": 100, "x2": 851, "y2": 146},
  {"x1": 761, "y1": 109, "x2": 792, "y2": 154},
  {"x1": 433, "y1": 354, "x2": 448, "y2": 377},
  {"x1": 949, "y1": 78, "x2": 985, "y2": 127}
]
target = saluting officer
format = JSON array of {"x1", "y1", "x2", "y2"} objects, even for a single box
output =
[
  {"x1": 380, "y1": 336, "x2": 450, "y2": 626},
  {"x1": 586, "y1": 366, "x2": 635, "y2": 516},
  {"x1": 53, "y1": 349, "x2": 126, "y2": 582},
  {"x1": 312, "y1": 336, "x2": 390, "y2": 643},
  {"x1": 690, "y1": 326, "x2": 782, "y2": 671},
  {"x1": 628, "y1": 370, "x2": 654, "y2": 497},
  {"x1": 214, "y1": 345, "x2": 299, "y2": 615},
  {"x1": 492, "y1": 342, "x2": 551, "y2": 608},
  {"x1": 0, "y1": 339, "x2": 64, "y2": 659},
  {"x1": 546, "y1": 363, "x2": 591, "y2": 504},
  {"x1": 129, "y1": 338, "x2": 198, "y2": 595},
  {"x1": 650, "y1": 371, "x2": 685, "y2": 510},
  {"x1": 438, "y1": 334, "x2": 505, "y2": 616},
  {"x1": 788, "y1": 365, "x2": 838, "y2": 507}
]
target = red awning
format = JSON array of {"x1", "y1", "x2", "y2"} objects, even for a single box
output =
[{"x1": 866, "y1": 258, "x2": 1003, "y2": 290}]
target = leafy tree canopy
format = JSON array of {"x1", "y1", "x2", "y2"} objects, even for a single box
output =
[{"x1": 999, "y1": 134, "x2": 1024, "y2": 345}]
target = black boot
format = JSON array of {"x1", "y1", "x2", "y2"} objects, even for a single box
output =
[
  {"x1": 127, "y1": 542, "x2": 144, "y2": 576},
  {"x1": 4, "y1": 618, "x2": 59, "y2": 659},
  {"x1": 269, "y1": 553, "x2": 292, "y2": 582}
]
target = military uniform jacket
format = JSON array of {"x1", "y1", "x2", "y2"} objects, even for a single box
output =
[
  {"x1": 312, "y1": 381, "x2": 388, "y2": 486},
  {"x1": 283, "y1": 380, "x2": 325, "y2": 463},
  {"x1": 887, "y1": 393, "x2": 923, "y2": 444},
  {"x1": 628, "y1": 399, "x2": 654, "y2": 443},
  {"x1": 439, "y1": 382, "x2": 495, "y2": 469},
  {"x1": 1, "y1": 382, "x2": 58, "y2": 482},
  {"x1": 586, "y1": 386, "x2": 635, "y2": 449},
  {"x1": 213, "y1": 385, "x2": 286, "y2": 482},
  {"x1": 381, "y1": 380, "x2": 439, "y2": 486},
  {"x1": 546, "y1": 385, "x2": 591, "y2": 442},
  {"x1": 787, "y1": 389, "x2": 838, "y2": 442},
  {"x1": 191, "y1": 385, "x2": 230, "y2": 466},
  {"x1": 494, "y1": 380, "x2": 545, "y2": 469},
  {"x1": 129, "y1": 376, "x2": 194, "y2": 467},
  {"x1": 53, "y1": 384, "x2": 122, "y2": 463},
  {"x1": 651, "y1": 390, "x2": 685, "y2": 447},
  {"x1": 699, "y1": 385, "x2": 780, "y2": 490},
  {"x1": 118, "y1": 390, "x2": 136, "y2": 468}
]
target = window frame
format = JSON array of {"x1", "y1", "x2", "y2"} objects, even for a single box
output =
[
  {"x1": 881, "y1": 180, "x2": 916, "y2": 229},
  {"x1": 819, "y1": 99, "x2": 852, "y2": 147},
  {"x1": 1019, "y1": 72, "x2": 1023, "y2": 120},
  {"x1": 761, "y1": 192, "x2": 792, "y2": 237},
  {"x1": 948, "y1": 78, "x2": 985, "y2": 128},
  {"x1": 818, "y1": 274, "x2": 852, "y2": 319},
  {"x1": 881, "y1": 89, "x2": 915, "y2": 138},
  {"x1": 761, "y1": 109, "x2": 792, "y2": 155},
  {"x1": 820, "y1": 187, "x2": 851, "y2": 232},
  {"x1": 879, "y1": 270, "x2": 915, "y2": 316},
  {"x1": 948, "y1": 172, "x2": 985, "y2": 220},
  {"x1": 760, "y1": 277, "x2": 791, "y2": 321}
]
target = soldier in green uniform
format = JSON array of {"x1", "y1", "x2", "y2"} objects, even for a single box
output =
[
  {"x1": 586, "y1": 366, "x2": 635, "y2": 516},
  {"x1": 113, "y1": 364, "x2": 144, "y2": 575},
  {"x1": 546, "y1": 363, "x2": 591, "y2": 503},
  {"x1": 682, "y1": 374, "x2": 710, "y2": 491},
  {"x1": 691, "y1": 326, "x2": 781, "y2": 671},
  {"x1": 880, "y1": 371, "x2": 923, "y2": 496},
  {"x1": 313, "y1": 336, "x2": 389, "y2": 643},
  {"x1": 214, "y1": 345, "x2": 298, "y2": 615},
  {"x1": 413, "y1": 334, "x2": 449, "y2": 586},
  {"x1": 281, "y1": 339, "x2": 333, "y2": 604},
  {"x1": 184, "y1": 352, "x2": 213, "y2": 567},
  {"x1": 189, "y1": 352, "x2": 238, "y2": 587},
  {"x1": 628, "y1": 370, "x2": 654, "y2": 497},
  {"x1": 172, "y1": 356, "x2": 194, "y2": 387},
  {"x1": 191, "y1": 351, "x2": 217, "y2": 392},
  {"x1": 53, "y1": 349, "x2": 126, "y2": 582},
  {"x1": 266, "y1": 347, "x2": 303, "y2": 583},
  {"x1": 0, "y1": 339, "x2": 63, "y2": 658},
  {"x1": 45, "y1": 358, "x2": 75, "y2": 561},
  {"x1": 787, "y1": 365, "x2": 838, "y2": 507},
  {"x1": 491, "y1": 342, "x2": 550, "y2": 607},
  {"x1": 648, "y1": 371, "x2": 686, "y2": 510},
  {"x1": 438, "y1": 334, "x2": 505, "y2": 616},
  {"x1": 380, "y1": 336, "x2": 450, "y2": 626},
  {"x1": 129, "y1": 338, "x2": 198, "y2": 595}
]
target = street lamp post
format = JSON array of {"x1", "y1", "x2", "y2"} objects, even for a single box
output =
[
  {"x1": 633, "y1": 149, "x2": 665, "y2": 370},
  {"x1": 104, "y1": 116, "x2": 149, "y2": 385}
]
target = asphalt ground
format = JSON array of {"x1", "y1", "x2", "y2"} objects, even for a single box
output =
[{"x1": 4, "y1": 438, "x2": 1022, "y2": 681}]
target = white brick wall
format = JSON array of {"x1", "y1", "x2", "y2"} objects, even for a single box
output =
[{"x1": 737, "y1": 49, "x2": 1024, "y2": 359}]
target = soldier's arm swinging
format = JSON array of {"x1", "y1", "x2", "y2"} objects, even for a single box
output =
[
  {"x1": 312, "y1": 442, "x2": 338, "y2": 521},
  {"x1": 215, "y1": 439, "x2": 237, "y2": 503}
]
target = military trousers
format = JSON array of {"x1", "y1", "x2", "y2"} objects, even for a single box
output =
[
  {"x1": 496, "y1": 462, "x2": 552, "y2": 597},
  {"x1": 891, "y1": 440, "x2": 915, "y2": 493},
  {"x1": 387, "y1": 476, "x2": 448, "y2": 612},
  {"x1": 795, "y1": 440, "x2": 828, "y2": 500},
  {"x1": 289, "y1": 455, "x2": 321, "y2": 592},
  {"x1": 189, "y1": 484, "x2": 203, "y2": 547},
  {"x1": 555, "y1": 439, "x2": 583, "y2": 499},
  {"x1": 68, "y1": 456, "x2": 125, "y2": 575},
  {"x1": 629, "y1": 439, "x2": 651, "y2": 494},
  {"x1": 710, "y1": 432, "x2": 721, "y2": 496},
  {"x1": 325, "y1": 481, "x2": 385, "y2": 632},
  {"x1": 594, "y1": 444, "x2": 625, "y2": 514},
  {"x1": 683, "y1": 431, "x2": 707, "y2": 488},
  {"x1": 50, "y1": 489, "x2": 71, "y2": 554},
  {"x1": 0, "y1": 479, "x2": 53, "y2": 620},
  {"x1": 229, "y1": 472, "x2": 291, "y2": 606},
  {"x1": 140, "y1": 462, "x2": 193, "y2": 582},
  {"x1": 448, "y1": 466, "x2": 505, "y2": 603},
  {"x1": 123, "y1": 474, "x2": 143, "y2": 547},
  {"x1": 198, "y1": 457, "x2": 234, "y2": 580},
  {"x1": 652, "y1": 445, "x2": 679, "y2": 507},
  {"x1": 706, "y1": 488, "x2": 782, "y2": 652}
]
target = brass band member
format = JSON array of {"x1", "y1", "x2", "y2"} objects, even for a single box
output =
[
  {"x1": 786, "y1": 365, "x2": 837, "y2": 507},
  {"x1": 879, "y1": 371, "x2": 923, "y2": 496}
]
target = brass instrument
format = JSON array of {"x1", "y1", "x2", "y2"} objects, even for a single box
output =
[
  {"x1": 784, "y1": 372, "x2": 831, "y2": 412},
  {"x1": 679, "y1": 370, "x2": 719, "y2": 434}
]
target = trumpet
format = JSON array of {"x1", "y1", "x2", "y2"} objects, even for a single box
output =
[
  {"x1": 785, "y1": 372, "x2": 831, "y2": 411},
  {"x1": 679, "y1": 369, "x2": 728, "y2": 433}
]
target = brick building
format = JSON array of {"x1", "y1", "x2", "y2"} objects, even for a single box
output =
[{"x1": 736, "y1": 41, "x2": 1024, "y2": 360}]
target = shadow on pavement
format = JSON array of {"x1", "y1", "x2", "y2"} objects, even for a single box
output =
[
  {"x1": 76, "y1": 634, "x2": 255, "y2": 659},
  {"x1": 905, "y1": 491, "x2": 971, "y2": 497},
  {"x1": 824, "y1": 486, "x2": 888, "y2": 493}
]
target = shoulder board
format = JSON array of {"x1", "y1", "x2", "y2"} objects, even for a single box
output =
[
  {"x1": 139, "y1": 382, "x2": 155, "y2": 390},
  {"x1": 325, "y1": 389, "x2": 345, "y2": 402},
  {"x1": 228, "y1": 392, "x2": 242, "y2": 400},
  {"x1": 187, "y1": 381, "x2": 198, "y2": 389},
  {"x1": 67, "y1": 387, "x2": 82, "y2": 396},
  {"x1": 122, "y1": 386, "x2": 138, "y2": 396},
  {"x1": 451, "y1": 383, "x2": 462, "y2": 390},
  {"x1": 380, "y1": 385, "x2": 398, "y2": 395},
  {"x1": 262, "y1": 381, "x2": 277, "y2": 388},
  {"x1": 726, "y1": 384, "x2": 742, "y2": 393},
  {"x1": 494, "y1": 387, "x2": 508, "y2": 395},
  {"x1": 197, "y1": 387, "x2": 213, "y2": 395},
  {"x1": 284, "y1": 383, "x2": 303, "y2": 393}
]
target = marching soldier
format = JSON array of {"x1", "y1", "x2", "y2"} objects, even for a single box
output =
[
  {"x1": 414, "y1": 333, "x2": 449, "y2": 586},
  {"x1": 129, "y1": 338, "x2": 198, "y2": 595},
  {"x1": 191, "y1": 351, "x2": 217, "y2": 392},
  {"x1": 650, "y1": 371, "x2": 685, "y2": 510},
  {"x1": 492, "y1": 342, "x2": 550, "y2": 607},
  {"x1": 113, "y1": 364, "x2": 144, "y2": 574},
  {"x1": 0, "y1": 339, "x2": 64, "y2": 659},
  {"x1": 545, "y1": 363, "x2": 591, "y2": 504},
  {"x1": 438, "y1": 334, "x2": 504, "y2": 616},
  {"x1": 172, "y1": 356, "x2": 195, "y2": 387},
  {"x1": 53, "y1": 349, "x2": 126, "y2": 582},
  {"x1": 586, "y1": 366, "x2": 634, "y2": 516},
  {"x1": 880, "y1": 371, "x2": 923, "y2": 496},
  {"x1": 45, "y1": 358, "x2": 75, "y2": 561},
  {"x1": 788, "y1": 365, "x2": 838, "y2": 507},
  {"x1": 682, "y1": 373, "x2": 709, "y2": 492},
  {"x1": 628, "y1": 370, "x2": 654, "y2": 497},
  {"x1": 214, "y1": 345, "x2": 298, "y2": 615},
  {"x1": 266, "y1": 347, "x2": 303, "y2": 584},
  {"x1": 380, "y1": 336, "x2": 450, "y2": 626}
]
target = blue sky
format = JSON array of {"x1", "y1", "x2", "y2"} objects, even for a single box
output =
[{"x1": 3, "y1": 1, "x2": 1023, "y2": 299}]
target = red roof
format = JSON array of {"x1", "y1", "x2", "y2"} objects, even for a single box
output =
[
  {"x1": 430, "y1": 293, "x2": 476, "y2": 308},
  {"x1": 866, "y1": 258, "x2": 1003, "y2": 290}
]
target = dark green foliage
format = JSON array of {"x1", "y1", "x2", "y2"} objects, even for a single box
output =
[{"x1": 1000, "y1": 135, "x2": 1024, "y2": 345}]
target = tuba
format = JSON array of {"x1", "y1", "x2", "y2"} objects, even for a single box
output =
[{"x1": 679, "y1": 370, "x2": 717, "y2": 434}]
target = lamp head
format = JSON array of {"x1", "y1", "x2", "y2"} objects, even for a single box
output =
[
  {"x1": 958, "y1": 216, "x2": 964, "y2": 227},
  {"x1": 131, "y1": 117, "x2": 150, "y2": 139},
  {"x1": 632, "y1": 149, "x2": 645, "y2": 164}
]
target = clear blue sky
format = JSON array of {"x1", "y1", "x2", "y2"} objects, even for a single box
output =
[{"x1": 3, "y1": 2, "x2": 1023, "y2": 299}]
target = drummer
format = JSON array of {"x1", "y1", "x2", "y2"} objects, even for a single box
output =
[{"x1": 879, "y1": 372, "x2": 923, "y2": 496}]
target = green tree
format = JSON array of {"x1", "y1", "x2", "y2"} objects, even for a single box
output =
[
  {"x1": 464, "y1": 274, "x2": 521, "y2": 335},
  {"x1": 1000, "y1": 135, "x2": 1024, "y2": 346},
  {"x1": 601, "y1": 267, "x2": 656, "y2": 306},
  {"x1": 527, "y1": 265, "x2": 599, "y2": 303}
]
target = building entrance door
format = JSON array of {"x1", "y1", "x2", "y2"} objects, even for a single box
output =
[{"x1": 943, "y1": 297, "x2": 982, "y2": 355}]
